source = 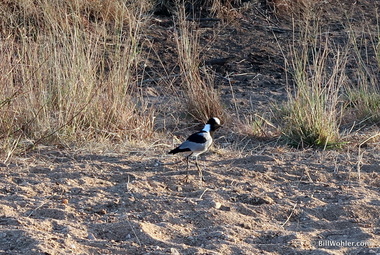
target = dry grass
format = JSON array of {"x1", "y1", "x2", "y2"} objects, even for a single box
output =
[
  {"x1": 343, "y1": 15, "x2": 380, "y2": 125},
  {"x1": 269, "y1": 1, "x2": 380, "y2": 149},
  {"x1": 1, "y1": 0, "x2": 379, "y2": 157},
  {"x1": 276, "y1": 4, "x2": 347, "y2": 148},
  {"x1": 345, "y1": 75, "x2": 380, "y2": 125},
  {"x1": 174, "y1": 3, "x2": 226, "y2": 122},
  {"x1": 240, "y1": 113, "x2": 278, "y2": 138},
  {"x1": 0, "y1": 0, "x2": 155, "y2": 155},
  {"x1": 209, "y1": 0, "x2": 243, "y2": 21},
  {"x1": 269, "y1": 0, "x2": 323, "y2": 20}
]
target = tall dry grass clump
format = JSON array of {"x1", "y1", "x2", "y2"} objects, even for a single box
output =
[
  {"x1": 345, "y1": 71, "x2": 380, "y2": 124},
  {"x1": 277, "y1": 4, "x2": 347, "y2": 148},
  {"x1": 0, "y1": 0, "x2": 154, "y2": 155},
  {"x1": 344, "y1": 15, "x2": 380, "y2": 125},
  {"x1": 174, "y1": 4, "x2": 225, "y2": 122}
]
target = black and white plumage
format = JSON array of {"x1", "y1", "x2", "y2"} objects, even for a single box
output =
[{"x1": 169, "y1": 117, "x2": 221, "y2": 179}]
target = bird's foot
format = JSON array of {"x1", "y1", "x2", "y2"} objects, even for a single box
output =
[{"x1": 198, "y1": 171, "x2": 205, "y2": 182}]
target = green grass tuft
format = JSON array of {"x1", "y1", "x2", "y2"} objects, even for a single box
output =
[{"x1": 276, "y1": 9, "x2": 347, "y2": 149}]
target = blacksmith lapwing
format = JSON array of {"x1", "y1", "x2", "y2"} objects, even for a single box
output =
[{"x1": 169, "y1": 117, "x2": 221, "y2": 180}]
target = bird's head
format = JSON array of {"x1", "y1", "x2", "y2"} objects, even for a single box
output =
[{"x1": 204, "y1": 117, "x2": 222, "y2": 132}]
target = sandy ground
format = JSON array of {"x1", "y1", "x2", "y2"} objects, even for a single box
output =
[
  {"x1": 1, "y1": 140, "x2": 380, "y2": 254},
  {"x1": 1, "y1": 0, "x2": 380, "y2": 254}
]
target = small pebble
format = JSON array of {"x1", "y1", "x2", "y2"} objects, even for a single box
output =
[
  {"x1": 214, "y1": 202, "x2": 222, "y2": 209},
  {"x1": 98, "y1": 209, "x2": 107, "y2": 215}
]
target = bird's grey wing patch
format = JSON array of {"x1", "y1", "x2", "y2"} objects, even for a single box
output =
[{"x1": 179, "y1": 140, "x2": 207, "y2": 152}]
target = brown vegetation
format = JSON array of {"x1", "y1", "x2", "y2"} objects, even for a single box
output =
[{"x1": 1, "y1": 0, "x2": 380, "y2": 254}]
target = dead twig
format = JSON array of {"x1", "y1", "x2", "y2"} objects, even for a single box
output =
[
  {"x1": 126, "y1": 215, "x2": 142, "y2": 246},
  {"x1": 199, "y1": 188, "x2": 209, "y2": 199},
  {"x1": 27, "y1": 200, "x2": 48, "y2": 218},
  {"x1": 281, "y1": 202, "x2": 298, "y2": 227}
]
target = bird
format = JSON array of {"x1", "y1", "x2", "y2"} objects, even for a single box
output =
[{"x1": 169, "y1": 117, "x2": 221, "y2": 180}]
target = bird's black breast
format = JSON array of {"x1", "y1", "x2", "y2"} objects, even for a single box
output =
[{"x1": 187, "y1": 131, "x2": 207, "y2": 143}]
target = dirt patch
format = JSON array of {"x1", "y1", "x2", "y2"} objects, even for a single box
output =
[
  {"x1": 0, "y1": 143, "x2": 379, "y2": 254},
  {"x1": 1, "y1": 0, "x2": 380, "y2": 254}
]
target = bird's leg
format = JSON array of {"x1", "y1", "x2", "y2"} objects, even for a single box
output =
[
  {"x1": 195, "y1": 156, "x2": 204, "y2": 182},
  {"x1": 183, "y1": 153, "x2": 192, "y2": 183},
  {"x1": 186, "y1": 154, "x2": 190, "y2": 171}
]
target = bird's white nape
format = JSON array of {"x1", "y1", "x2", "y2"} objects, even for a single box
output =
[
  {"x1": 202, "y1": 124, "x2": 211, "y2": 132},
  {"x1": 213, "y1": 117, "x2": 221, "y2": 125}
]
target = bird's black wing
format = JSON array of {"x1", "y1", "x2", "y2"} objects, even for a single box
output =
[{"x1": 186, "y1": 131, "x2": 207, "y2": 143}]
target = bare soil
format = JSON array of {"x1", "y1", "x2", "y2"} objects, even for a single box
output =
[{"x1": 1, "y1": 1, "x2": 380, "y2": 254}]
